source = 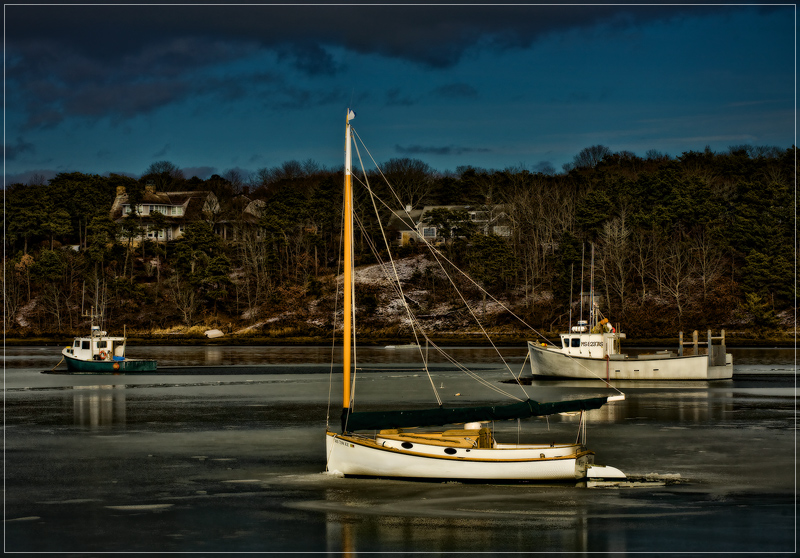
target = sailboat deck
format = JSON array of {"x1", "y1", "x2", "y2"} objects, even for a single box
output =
[{"x1": 377, "y1": 428, "x2": 493, "y2": 448}]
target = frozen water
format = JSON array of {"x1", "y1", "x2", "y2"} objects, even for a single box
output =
[{"x1": 4, "y1": 345, "x2": 795, "y2": 553}]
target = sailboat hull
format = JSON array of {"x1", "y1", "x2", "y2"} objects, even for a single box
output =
[{"x1": 325, "y1": 431, "x2": 593, "y2": 481}]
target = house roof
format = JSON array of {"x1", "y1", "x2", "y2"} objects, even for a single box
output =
[
  {"x1": 386, "y1": 209, "x2": 424, "y2": 232},
  {"x1": 110, "y1": 190, "x2": 218, "y2": 221}
]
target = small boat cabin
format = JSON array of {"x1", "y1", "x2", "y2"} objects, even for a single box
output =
[{"x1": 64, "y1": 326, "x2": 126, "y2": 362}]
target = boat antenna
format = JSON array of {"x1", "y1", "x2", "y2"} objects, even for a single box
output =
[
  {"x1": 590, "y1": 243, "x2": 595, "y2": 328},
  {"x1": 579, "y1": 244, "x2": 585, "y2": 327},
  {"x1": 569, "y1": 263, "x2": 574, "y2": 333}
]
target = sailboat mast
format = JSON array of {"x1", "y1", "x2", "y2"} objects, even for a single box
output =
[{"x1": 342, "y1": 109, "x2": 355, "y2": 416}]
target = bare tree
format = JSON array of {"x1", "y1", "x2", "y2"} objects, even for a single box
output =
[
  {"x1": 597, "y1": 214, "x2": 631, "y2": 316},
  {"x1": 236, "y1": 228, "x2": 274, "y2": 322},
  {"x1": 167, "y1": 273, "x2": 199, "y2": 325},
  {"x1": 690, "y1": 228, "x2": 726, "y2": 301},
  {"x1": 650, "y1": 232, "x2": 697, "y2": 324},
  {"x1": 2, "y1": 260, "x2": 25, "y2": 332},
  {"x1": 223, "y1": 169, "x2": 246, "y2": 193},
  {"x1": 379, "y1": 158, "x2": 435, "y2": 209},
  {"x1": 630, "y1": 231, "x2": 653, "y2": 302},
  {"x1": 565, "y1": 145, "x2": 611, "y2": 171}
]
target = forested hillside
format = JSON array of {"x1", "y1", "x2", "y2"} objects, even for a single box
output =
[{"x1": 3, "y1": 146, "x2": 796, "y2": 341}]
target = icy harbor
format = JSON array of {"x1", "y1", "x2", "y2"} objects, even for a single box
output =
[{"x1": 4, "y1": 345, "x2": 795, "y2": 554}]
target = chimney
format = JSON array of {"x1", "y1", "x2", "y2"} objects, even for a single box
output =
[
  {"x1": 405, "y1": 204, "x2": 412, "y2": 212},
  {"x1": 116, "y1": 186, "x2": 126, "y2": 196},
  {"x1": 145, "y1": 183, "x2": 156, "y2": 194}
]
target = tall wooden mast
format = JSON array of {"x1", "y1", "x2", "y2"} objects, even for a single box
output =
[{"x1": 342, "y1": 109, "x2": 355, "y2": 426}]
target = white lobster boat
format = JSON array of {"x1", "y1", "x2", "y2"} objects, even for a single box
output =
[
  {"x1": 324, "y1": 109, "x2": 626, "y2": 482},
  {"x1": 528, "y1": 324, "x2": 732, "y2": 381}
]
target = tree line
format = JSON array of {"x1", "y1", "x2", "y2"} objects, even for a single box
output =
[{"x1": 3, "y1": 145, "x2": 795, "y2": 338}]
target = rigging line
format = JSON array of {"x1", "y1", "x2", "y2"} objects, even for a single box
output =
[
  {"x1": 403, "y1": 236, "x2": 622, "y2": 394},
  {"x1": 350, "y1": 128, "x2": 621, "y2": 396},
  {"x1": 351, "y1": 129, "x2": 528, "y2": 397},
  {"x1": 352, "y1": 141, "x2": 442, "y2": 406},
  {"x1": 347, "y1": 211, "x2": 522, "y2": 398},
  {"x1": 347, "y1": 178, "x2": 521, "y2": 402},
  {"x1": 515, "y1": 350, "x2": 532, "y2": 382},
  {"x1": 350, "y1": 222, "x2": 358, "y2": 411},
  {"x1": 425, "y1": 244, "x2": 530, "y2": 399}
]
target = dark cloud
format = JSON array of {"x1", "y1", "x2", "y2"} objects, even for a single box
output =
[
  {"x1": 152, "y1": 144, "x2": 172, "y2": 158},
  {"x1": 534, "y1": 161, "x2": 556, "y2": 175},
  {"x1": 5, "y1": 3, "x2": 779, "y2": 131},
  {"x1": 276, "y1": 42, "x2": 341, "y2": 76},
  {"x1": 432, "y1": 83, "x2": 479, "y2": 99},
  {"x1": 5, "y1": 4, "x2": 744, "y2": 68},
  {"x1": 105, "y1": 171, "x2": 139, "y2": 179},
  {"x1": 182, "y1": 166, "x2": 217, "y2": 180},
  {"x1": 4, "y1": 137, "x2": 35, "y2": 161},
  {"x1": 385, "y1": 88, "x2": 417, "y2": 107},
  {"x1": 395, "y1": 144, "x2": 491, "y2": 156},
  {"x1": 4, "y1": 169, "x2": 58, "y2": 186}
]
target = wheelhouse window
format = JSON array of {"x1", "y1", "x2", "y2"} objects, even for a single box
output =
[
  {"x1": 571, "y1": 338, "x2": 581, "y2": 347},
  {"x1": 81, "y1": 341, "x2": 90, "y2": 350}
]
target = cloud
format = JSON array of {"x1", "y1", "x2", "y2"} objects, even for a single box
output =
[
  {"x1": 4, "y1": 4, "x2": 784, "y2": 134},
  {"x1": 6, "y1": 4, "x2": 745, "y2": 69},
  {"x1": 385, "y1": 88, "x2": 417, "y2": 107},
  {"x1": 181, "y1": 166, "x2": 217, "y2": 180},
  {"x1": 152, "y1": 144, "x2": 171, "y2": 158},
  {"x1": 276, "y1": 42, "x2": 341, "y2": 76},
  {"x1": 432, "y1": 83, "x2": 479, "y2": 99},
  {"x1": 395, "y1": 144, "x2": 491, "y2": 156},
  {"x1": 4, "y1": 137, "x2": 35, "y2": 161},
  {"x1": 4, "y1": 169, "x2": 59, "y2": 186},
  {"x1": 104, "y1": 171, "x2": 139, "y2": 179}
]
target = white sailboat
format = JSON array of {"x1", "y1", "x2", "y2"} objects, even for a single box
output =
[{"x1": 324, "y1": 110, "x2": 626, "y2": 481}]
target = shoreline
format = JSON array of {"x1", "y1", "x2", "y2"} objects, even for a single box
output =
[{"x1": 5, "y1": 333, "x2": 795, "y2": 348}]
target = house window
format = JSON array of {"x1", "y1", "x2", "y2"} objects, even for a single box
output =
[
  {"x1": 422, "y1": 227, "x2": 436, "y2": 238},
  {"x1": 493, "y1": 226, "x2": 511, "y2": 236},
  {"x1": 123, "y1": 205, "x2": 131, "y2": 215},
  {"x1": 171, "y1": 206, "x2": 183, "y2": 216}
]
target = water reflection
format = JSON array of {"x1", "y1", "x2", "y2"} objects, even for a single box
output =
[
  {"x1": 72, "y1": 385, "x2": 126, "y2": 428},
  {"x1": 320, "y1": 492, "x2": 611, "y2": 554}
]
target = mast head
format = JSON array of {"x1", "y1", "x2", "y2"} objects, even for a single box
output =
[{"x1": 347, "y1": 109, "x2": 356, "y2": 123}]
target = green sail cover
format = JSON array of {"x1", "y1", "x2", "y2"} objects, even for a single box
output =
[{"x1": 341, "y1": 396, "x2": 610, "y2": 433}]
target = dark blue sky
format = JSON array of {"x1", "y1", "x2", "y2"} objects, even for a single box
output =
[{"x1": 4, "y1": 2, "x2": 796, "y2": 184}]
